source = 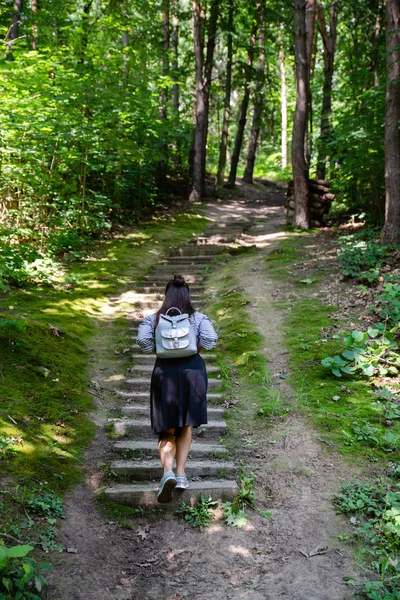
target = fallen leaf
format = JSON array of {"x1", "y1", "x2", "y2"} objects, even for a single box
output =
[
  {"x1": 136, "y1": 526, "x2": 148, "y2": 540},
  {"x1": 48, "y1": 324, "x2": 66, "y2": 337}
]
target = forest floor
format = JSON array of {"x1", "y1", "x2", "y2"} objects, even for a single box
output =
[{"x1": 46, "y1": 181, "x2": 363, "y2": 600}]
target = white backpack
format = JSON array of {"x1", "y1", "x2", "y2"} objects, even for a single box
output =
[{"x1": 155, "y1": 308, "x2": 197, "y2": 359}]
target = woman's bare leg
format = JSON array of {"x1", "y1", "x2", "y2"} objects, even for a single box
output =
[
  {"x1": 158, "y1": 429, "x2": 176, "y2": 473},
  {"x1": 175, "y1": 426, "x2": 192, "y2": 474}
]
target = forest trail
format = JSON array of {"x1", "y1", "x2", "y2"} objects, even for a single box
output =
[{"x1": 47, "y1": 182, "x2": 359, "y2": 600}]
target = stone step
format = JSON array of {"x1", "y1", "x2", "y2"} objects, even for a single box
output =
[
  {"x1": 117, "y1": 391, "x2": 223, "y2": 403},
  {"x1": 110, "y1": 458, "x2": 236, "y2": 480},
  {"x1": 112, "y1": 418, "x2": 227, "y2": 439},
  {"x1": 131, "y1": 300, "x2": 208, "y2": 311},
  {"x1": 161, "y1": 257, "x2": 214, "y2": 264},
  {"x1": 170, "y1": 246, "x2": 225, "y2": 256},
  {"x1": 120, "y1": 405, "x2": 225, "y2": 419},
  {"x1": 130, "y1": 286, "x2": 206, "y2": 294},
  {"x1": 104, "y1": 480, "x2": 238, "y2": 508},
  {"x1": 113, "y1": 439, "x2": 229, "y2": 458},
  {"x1": 131, "y1": 353, "x2": 217, "y2": 364},
  {"x1": 129, "y1": 364, "x2": 220, "y2": 375},
  {"x1": 142, "y1": 274, "x2": 206, "y2": 284},
  {"x1": 124, "y1": 378, "x2": 222, "y2": 391}
]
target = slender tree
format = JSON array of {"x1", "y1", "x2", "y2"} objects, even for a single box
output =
[
  {"x1": 159, "y1": 0, "x2": 170, "y2": 120},
  {"x1": 215, "y1": 0, "x2": 234, "y2": 193},
  {"x1": 279, "y1": 27, "x2": 288, "y2": 169},
  {"x1": 6, "y1": 0, "x2": 23, "y2": 54},
  {"x1": 171, "y1": 0, "x2": 179, "y2": 116},
  {"x1": 242, "y1": 0, "x2": 266, "y2": 184},
  {"x1": 31, "y1": 0, "x2": 38, "y2": 50},
  {"x1": 189, "y1": 0, "x2": 220, "y2": 202},
  {"x1": 381, "y1": 0, "x2": 400, "y2": 243},
  {"x1": 227, "y1": 14, "x2": 258, "y2": 187},
  {"x1": 305, "y1": 0, "x2": 316, "y2": 160},
  {"x1": 316, "y1": 2, "x2": 338, "y2": 180},
  {"x1": 292, "y1": 0, "x2": 310, "y2": 229}
]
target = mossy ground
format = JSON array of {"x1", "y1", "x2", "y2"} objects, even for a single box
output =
[
  {"x1": 262, "y1": 235, "x2": 400, "y2": 466},
  {"x1": 0, "y1": 209, "x2": 209, "y2": 547}
]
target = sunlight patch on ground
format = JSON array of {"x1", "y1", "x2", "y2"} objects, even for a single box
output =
[{"x1": 228, "y1": 545, "x2": 251, "y2": 556}]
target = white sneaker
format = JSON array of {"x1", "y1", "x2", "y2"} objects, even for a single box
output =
[{"x1": 175, "y1": 473, "x2": 189, "y2": 490}]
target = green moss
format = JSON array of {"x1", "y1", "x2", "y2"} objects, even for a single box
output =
[{"x1": 267, "y1": 239, "x2": 400, "y2": 465}]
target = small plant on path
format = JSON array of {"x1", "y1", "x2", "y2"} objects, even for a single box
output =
[{"x1": 175, "y1": 496, "x2": 218, "y2": 532}]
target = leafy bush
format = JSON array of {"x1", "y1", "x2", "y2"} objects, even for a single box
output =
[
  {"x1": 0, "y1": 543, "x2": 52, "y2": 600},
  {"x1": 321, "y1": 325, "x2": 400, "y2": 378},
  {"x1": 374, "y1": 282, "x2": 400, "y2": 326},
  {"x1": 337, "y1": 230, "x2": 388, "y2": 284},
  {"x1": 334, "y1": 478, "x2": 400, "y2": 598}
]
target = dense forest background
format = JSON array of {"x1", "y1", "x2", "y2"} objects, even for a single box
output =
[{"x1": 0, "y1": 0, "x2": 399, "y2": 290}]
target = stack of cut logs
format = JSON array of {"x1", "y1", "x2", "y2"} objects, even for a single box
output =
[{"x1": 285, "y1": 179, "x2": 335, "y2": 227}]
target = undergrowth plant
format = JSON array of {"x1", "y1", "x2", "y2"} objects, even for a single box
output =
[
  {"x1": 334, "y1": 477, "x2": 400, "y2": 599},
  {"x1": 175, "y1": 496, "x2": 218, "y2": 532},
  {"x1": 337, "y1": 230, "x2": 388, "y2": 285},
  {"x1": 0, "y1": 543, "x2": 52, "y2": 600},
  {"x1": 321, "y1": 325, "x2": 400, "y2": 379}
]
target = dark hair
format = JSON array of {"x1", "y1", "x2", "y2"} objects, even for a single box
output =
[{"x1": 155, "y1": 275, "x2": 195, "y2": 325}]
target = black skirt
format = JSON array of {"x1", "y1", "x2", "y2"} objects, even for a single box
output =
[{"x1": 150, "y1": 353, "x2": 208, "y2": 435}]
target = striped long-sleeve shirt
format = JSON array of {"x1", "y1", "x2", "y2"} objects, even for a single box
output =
[{"x1": 136, "y1": 311, "x2": 218, "y2": 354}]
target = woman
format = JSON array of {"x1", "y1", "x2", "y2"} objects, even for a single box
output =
[{"x1": 136, "y1": 274, "x2": 218, "y2": 503}]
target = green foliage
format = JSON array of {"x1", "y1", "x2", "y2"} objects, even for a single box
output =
[
  {"x1": 0, "y1": 437, "x2": 18, "y2": 458},
  {"x1": 375, "y1": 282, "x2": 400, "y2": 326},
  {"x1": 0, "y1": 543, "x2": 52, "y2": 600},
  {"x1": 321, "y1": 325, "x2": 400, "y2": 379},
  {"x1": 334, "y1": 477, "x2": 400, "y2": 598},
  {"x1": 337, "y1": 231, "x2": 388, "y2": 285},
  {"x1": 175, "y1": 496, "x2": 218, "y2": 532}
]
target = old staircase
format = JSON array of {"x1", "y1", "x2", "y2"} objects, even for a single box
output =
[{"x1": 104, "y1": 220, "x2": 251, "y2": 508}]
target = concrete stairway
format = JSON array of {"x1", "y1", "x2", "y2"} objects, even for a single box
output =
[{"x1": 104, "y1": 224, "x2": 250, "y2": 508}]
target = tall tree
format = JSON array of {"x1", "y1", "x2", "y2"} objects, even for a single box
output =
[
  {"x1": 292, "y1": 0, "x2": 310, "y2": 229},
  {"x1": 215, "y1": 0, "x2": 234, "y2": 193},
  {"x1": 189, "y1": 0, "x2": 220, "y2": 202},
  {"x1": 242, "y1": 0, "x2": 266, "y2": 184},
  {"x1": 381, "y1": 0, "x2": 400, "y2": 243},
  {"x1": 159, "y1": 0, "x2": 170, "y2": 120},
  {"x1": 279, "y1": 26, "x2": 288, "y2": 169},
  {"x1": 171, "y1": 0, "x2": 180, "y2": 116},
  {"x1": 316, "y1": 2, "x2": 338, "y2": 180},
  {"x1": 305, "y1": 0, "x2": 316, "y2": 161},
  {"x1": 31, "y1": 0, "x2": 38, "y2": 50},
  {"x1": 6, "y1": 0, "x2": 23, "y2": 54},
  {"x1": 227, "y1": 13, "x2": 258, "y2": 187}
]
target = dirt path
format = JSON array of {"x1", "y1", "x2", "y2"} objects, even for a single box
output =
[{"x1": 47, "y1": 183, "x2": 358, "y2": 600}]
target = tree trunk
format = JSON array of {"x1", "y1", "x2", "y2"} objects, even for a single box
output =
[
  {"x1": 279, "y1": 27, "x2": 288, "y2": 169},
  {"x1": 171, "y1": 0, "x2": 179, "y2": 115},
  {"x1": 7, "y1": 0, "x2": 23, "y2": 54},
  {"x1": 189, "y1": 0, "x2": 205, "y2": 202},
  {"x1": 159, "y1": 0, "x2": 170, "y2": 120},
  {"x1": 189, "y1": 0, "x2": 219, "y2": 201},
  {"x1": 316, "y1": 3, "x2": 338, "y2": 180},
  {"x1": 32, "y1": 0, "x2": 38, "y2": 50},
  {"x1": 243, "y1": 1, "x2": 266, "y2": 184},
  {"x1": 123, "y1": 30, "x2": 129, "y2": 84},
  {"x1": 79, "y1": 2, "x2": 93, "y2": 64},
  {"x1": 227, "y1": 18, "x2": 257, "y2": 187},
  {"x1": 215, "y1": 0, "x2": 233, "y2": 193},
  {"x1": 292, "y1": 0, "x2": 310, "y2": 229},
  {"x1": 305, "y1": 0, "x2": 316, "y2": 161},
  {"x1": 381, "y1": 0, "x2": 400, "y2": 244}
]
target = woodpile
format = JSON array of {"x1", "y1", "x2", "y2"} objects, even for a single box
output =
[{"x1": 285, "y1": 179, "x2": 335, "y2": 227}]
